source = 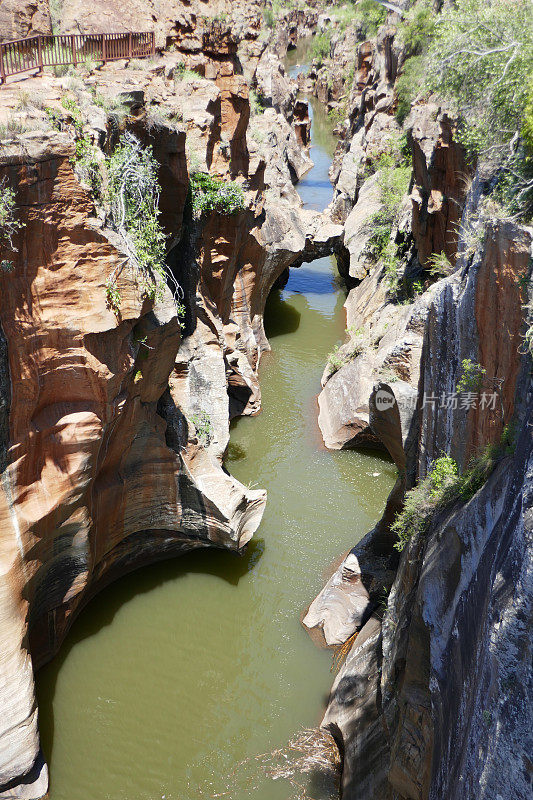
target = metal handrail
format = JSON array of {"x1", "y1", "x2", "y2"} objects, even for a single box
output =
[{"x1": 0, "y1": 31, "x2": 155, "y2": 84}]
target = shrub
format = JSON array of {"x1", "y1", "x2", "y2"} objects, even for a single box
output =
[
  {"x1": 335, "y1": 1, "x2": 387, "y2": 37},
  {"x1": 395, "y1": 55, "x2": 425, "y2": 124},
  {"x1": 456, "y1": 358, "x2": 486, "y2": 392},
  {"x1": 523, "y1": 78, "x2": 533, "y2": 155},
  {"x1": 398, "y1": 1, "x2": 436, "y2": 57},
  {"x1": 327, "y1": 344, "x2": 344, "y2": 373},
  {"x1": 356, "y1": 0, "x2": 387, "y2": 37},
  {"x1": 0, "y1": 179, "x2": 24, "y2": 250},
  {"x1": 426, "y1": 251, "x2": 453, "y2": 278},
  {"x1": 73, "y1": 136, "x2": 101, "y2": 197},
  {"x1": 190, "y1": 411, "x2": 213, "y2": 445},
  {"x1": 392, "y1": 424, "x2": 516, "y2": 552},
  {"x1": 189, "y1": 172, "x2": 245, "y2": 215},
  {"x1": 250, "y1": 89, "x2": 266, "y2": 116},
  {"x1": 311, "y1": 33, "x2": 331, "y2": 65},
  {"x1": 263, "y1": 8, "x2": 275, "y2": 29},
  {"x1": 173, "y1": 64, "x2": 206, "y2": 83},
  {"x1": 106, "y1": 133, "x2": 167, "y2": 308},
  {"x1": 426, "y1": 0, "x2": 533, "y2": 155}
]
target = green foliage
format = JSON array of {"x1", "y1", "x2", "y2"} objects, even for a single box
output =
[
  {"x1": 250, "y1": 89, "x2": 267, "y2": 116},
  {"x1": 0, "y1": 179, "x2": 24, "y2": 250},
  {"x1": 364, "y1": 157, "x2": 411, "y2": 296},
  {"x1": 189, "y1": 172, "x2": 245, "y2": 215},
  {"x1": 1, "y1": 260, "x2": 14, "y2": 272},
  {"x1": 395, "y1": 55, "x2": 425, "y2": 124},
  {"x1": 456, "y1": 358, "x2": 486, "y2": 392},
  {"x1": 61, "y1": 95, "x2": 83, "y2": 129},
  {"x1": 378, "y1": 162, "x2": 411, "y2": 216},
  {"x1": 107, "y1": 133, "x2": 167, "y2": 304},
  {"x1": 190, "y1": 411, "x2": 213, "y2": 445},
  {"x1": 392, "y1": 422, "x2": 516, "y2": 552},
  {"x1": 426, "y1": 251, "x2": 453, "y2": 278},
  {"x1": 427, "y1": 455, "x2": 458, "y2": 497},
  {"x1": 426, "y1": 0, "x2": 533, "y2": 156},
  {"x1": 523, "y1": 78, "x2": 533, "y2": 155},
  {"x1": 327, "y1": 344, "x2": 344, "y2": 373},
  {"x1": 173, "y1": 64, "x2": 205, "y2": 83},
  {"x1": 398, "y1": 1, "x2": 436, "y2": 57},
  {"x1": 73, "y1": 135, "x2": 101, "y2": 196},
  {"x1": 263, "y1": 8, "x2": 275, "y2": 29},
  {"x1": 355, "y1": 0, "x2": 386, "y2": 37},
  {"x1": 327, "y1": 104, "x2": 347, "y2": 127},
  {"x1": 311, "y1": 33, "x2": 331, "y2": 66},
  {"x1": 335, "y1": 1, "x2": 387, "y2": 37},
  {"x1": 105, "y1": 277, "x2": 121, "y2": 314}
]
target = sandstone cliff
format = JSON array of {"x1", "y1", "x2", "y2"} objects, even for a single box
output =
[
  {"x1": 0, "y1": 5, "x2": 346, "y2": 795},
  {"x1": 302, "y1": 6, "x2": 533, "y2": 800}
]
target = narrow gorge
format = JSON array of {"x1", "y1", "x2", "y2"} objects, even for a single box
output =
[{"x1": 0, "y1": 3, "x2": 531, "y2": 800}]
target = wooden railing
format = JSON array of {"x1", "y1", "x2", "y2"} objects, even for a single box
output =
[{"x1": 0, "y1": 31, "x2": 155, "y2": 84}]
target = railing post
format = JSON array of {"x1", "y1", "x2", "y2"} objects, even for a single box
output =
[
  {"x1": 70, "y1": 34, "x2": 77, "y2": 67},
  {"x1": 128, "y1": 32, "x2": 132, "y2": 59},
  {"x1": 37, "y1": 34, "x2": 43, "y2": 75},
  {"x1": 102, "y1": 34, "x2": 106, "y2": 65},
  {"x1": 0, "y1": 45, "x2": 5, "y2": 85},
  {"x1": 151, "y1": 31, "x2": 155, "y2": 57}
]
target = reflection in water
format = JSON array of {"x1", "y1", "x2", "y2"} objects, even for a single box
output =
[{"x1": 35, "y1": 37, "x2": 395, "y2": 800}]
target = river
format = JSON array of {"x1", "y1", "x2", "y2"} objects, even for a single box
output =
[{"x1": 35, "y1": 41, "x2": 395, "y2": 800}]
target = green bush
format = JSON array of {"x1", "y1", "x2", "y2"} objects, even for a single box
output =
[
  {"x1": 456, "y1": 358, "x2": 486, "y2": 392},
  {"x1": 392, "y1": 423, "x2": 516, "y2": 552},
  {"x1": 336, "y1": 1, "x2": 387, "y2": 37},
  {"x1": 311, "y1": 33, "x2": 331, "y2": 65},
  {"x1": 106, "y1": 133, "x2": 168, "y2": 309},
  {"x1": 190, "y1": 411, "x2": 213, "y2": 445},
  {"x1": 398, "y1": 1, "x2": 436, "y2": 56},
  {"x1": 73, "y1": 136, "x2": 101, "y2": 197},
  {"x1": 523, "y1": 78, "x2": 533, "y2": 155},
  {"x1": 189, "y1": 172, "x2": 245, "y2": 215},
  {"x1": 263, "y1": 8, "x2": 275, "y2": 29},
  {"x1": 0, "y1": 179, "x2": 24, "y2": 250},
  {"x1": 364, "y1": 157, "x2": 411, "y2": 295},
  {"x1": 327, "y1": 344, "x2": 345, "y2": 373},
  {"x1": 426, "y1": 0, "x2": 532, "y2": 156},
  {"x1": 249, "y1": 89, "x2": 267, "y2": 116},
  {"x1": 395, "y1": 55, "x2": 425, "y2": 124},
  {"x1": 426, "y1": 251, "x2": 453, "y2": 278}
]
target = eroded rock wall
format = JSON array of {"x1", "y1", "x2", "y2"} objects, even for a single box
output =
[{"x1": 307, "y1": 213, "x2": 533, "y2": 800}]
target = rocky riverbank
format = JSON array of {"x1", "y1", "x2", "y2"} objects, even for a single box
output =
[
  {"x1": 0, "y1": 2, "x2": 344, "y2": 797},
  {"x1": 299, "y1": 3, "x2": 532, "y2": 800},
  {"x1": 0, "y1": 2, "x2": 531, "y2": 800}
]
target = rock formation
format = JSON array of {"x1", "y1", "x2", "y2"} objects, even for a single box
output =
[
  {"x1": 302, "y1": 6, "x2": 533, "y2": 800},
  {"x1": 0, "y1": 4, "x2": 346, "y2": 796}
]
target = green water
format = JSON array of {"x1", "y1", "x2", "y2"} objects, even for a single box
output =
[{"x1": 35, "y1": 43, "x2": 395, "y2": 800}]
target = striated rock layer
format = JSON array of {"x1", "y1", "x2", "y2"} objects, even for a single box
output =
[
  {"x1": 306, "y1": 215, "x2": 533, "y2": 800},
  {"x1": 0, "y1": 5, "x2": 344, "y2": 795},
  {"x1": 0, "y1": 131, "x2": 266, "y2": 799}
]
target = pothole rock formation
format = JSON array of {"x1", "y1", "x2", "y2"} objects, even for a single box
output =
[
  {"x1": 0, "y1": 6, "x2": 345, "y2": 795},
  {"x1": 306, "y1": 212, "x2": 533, "y2": 800},
  {"x1": 0, "y1": 130, "x2": 266, "y2": 799}
]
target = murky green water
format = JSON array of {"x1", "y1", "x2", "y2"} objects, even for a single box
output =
[{"x1": 36, "y1": 43, "x2": 395, "y2": 800}]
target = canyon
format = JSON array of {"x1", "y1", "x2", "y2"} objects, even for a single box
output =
[{"x1": 0, "y1": 2, "x2": 531, "y2": 800}]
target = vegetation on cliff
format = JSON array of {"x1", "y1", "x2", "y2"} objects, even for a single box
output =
[
  {"x1": 397, "y1": 0, "x2": 533, "y2": 218},
  {"x1": 189, "y1": 172, "x2": 245, "y2": 215},
  {"x1": 392, "y1": 427, "x2": 516, "y2": 552}
]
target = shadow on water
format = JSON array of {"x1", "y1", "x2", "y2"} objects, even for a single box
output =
[
  {"x1": 263, "y1": 290, "x2": 301, "y2": 338},
  {"x1": 36, "y1": 537, "x2": 265, "y2": 763}
]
